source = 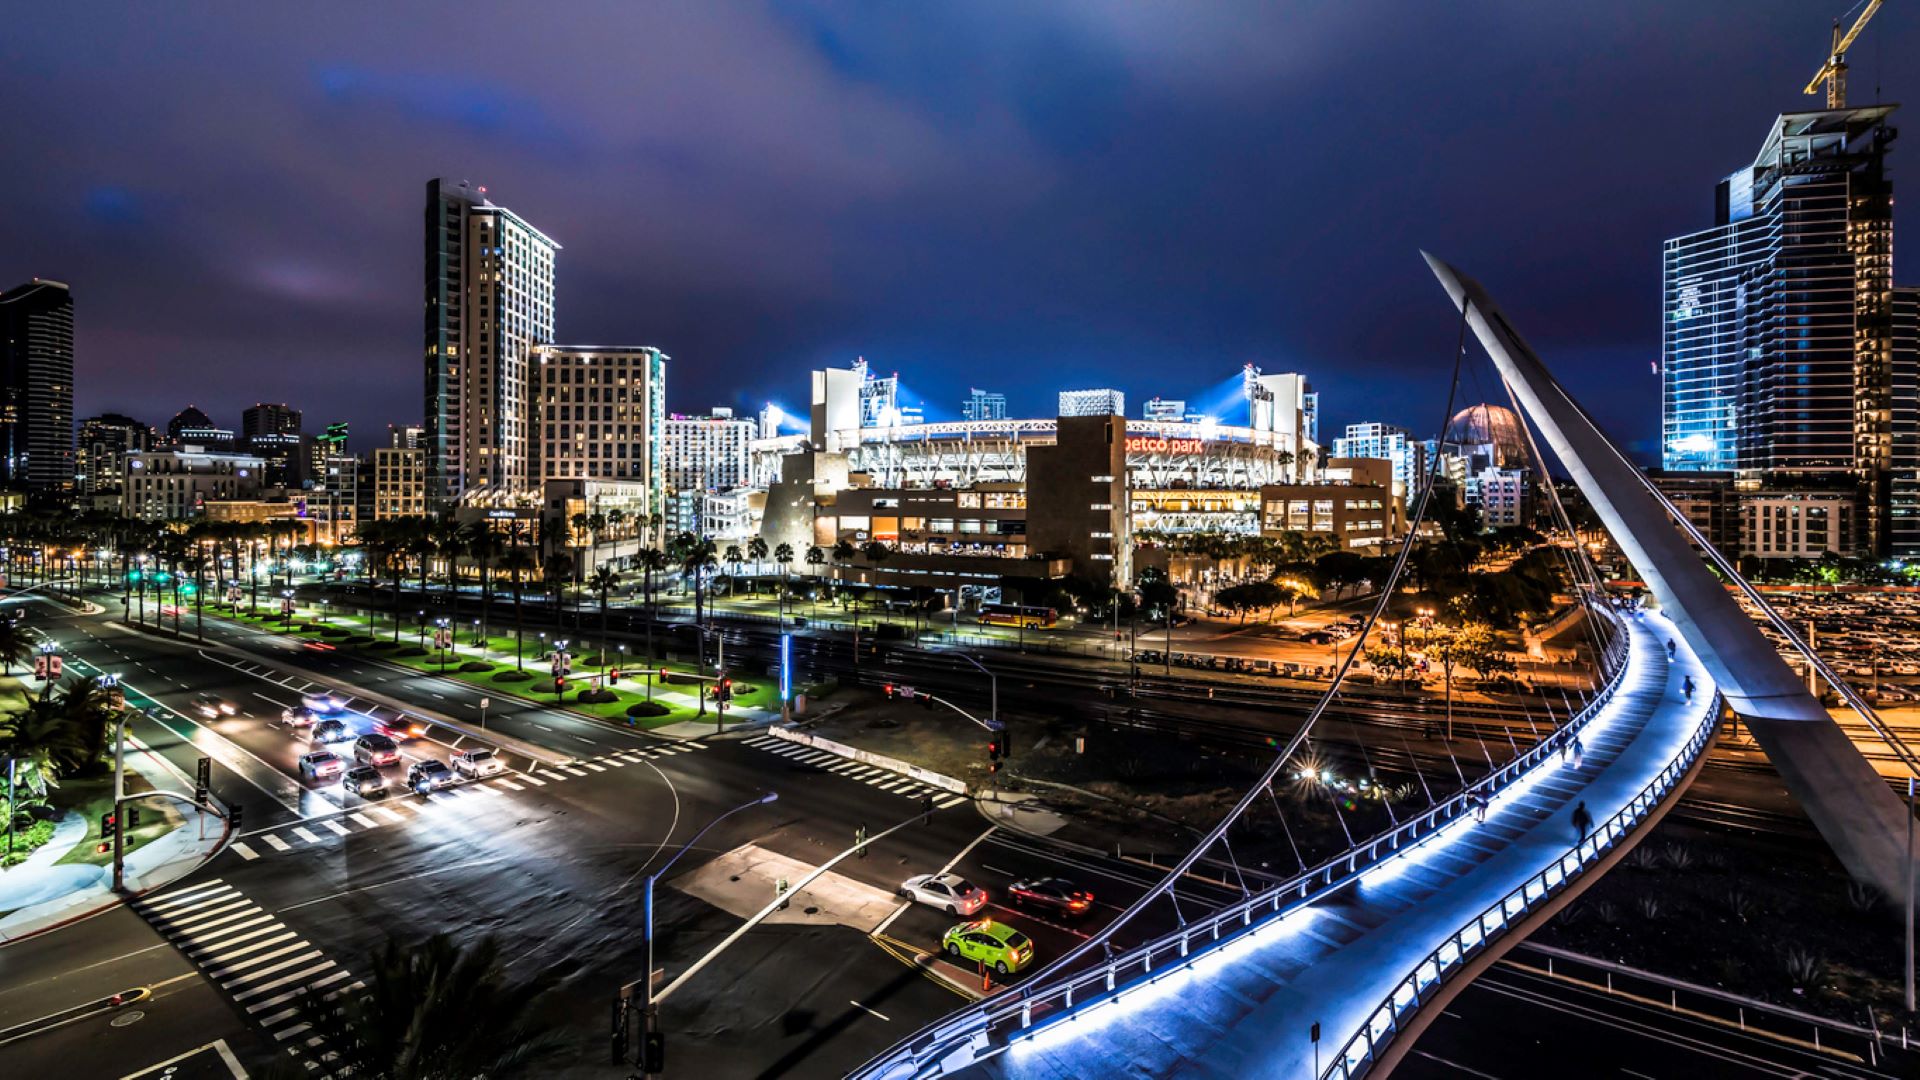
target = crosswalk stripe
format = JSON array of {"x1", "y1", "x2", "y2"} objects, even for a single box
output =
[
  {"x1": 292, "y1": 827, "x2": 321, "y2": 844},
  {"x1": 372, "y1": 806, "x2": 406, "y2": 822},
  {"x1": 194, "y1": 929, "x2": 297, "y2": 966},
  {"x1": 522, "y1": 774, "x2": 547, "y2": 786},
  {"x1": 427, "y1": 791, "x2": 457, "y2": 803},
  {"x1": 874, "y1": 779, "x2": 907, "y2": 792},
  {"x1": 603, "y1": 758, "x2": 627, "y2": 767},
  {"x1": 538, "y1": 771, "x2": 568, "y2": 782},
  {"x1": 349, "y1": 812, "x2": 377, "y2": 828},
  {"x1": 218, "y1": 942, "x2": 317, "y2": 985},
  {"x1": 583, "y1": 762, "x2": 607, "y2": 772},
  {"x1": 231, "y1": 953, "x2": 327, "y2": 997},
  {"x1": 497, "y1": 779, "x2": 525, "y2": 791},
  {"x1": 146, "y1": 894, "x2": 246, "y2": 926},
  {"x1": 261, "y1": 833, "x2": 292, "y2": 852},
  {"x1": 467, "y1": 784, "x2": 505, "y2": 797},
  {"x1": 159, "y1": 901, "x2": 259, "y2": 935},
  {"x1": 561, "y1": 766, "x2": 589, "y2": 777},
  {"x1": 322, "y1": 819, "x2": 351, "y2": 836},
  {"x1": 682, "y1": 741, "x2": 709, "y2": 750},
  {"x1": 190, "y1": 914, "x2": 279, "y2": 946},
  {"x1": 247, "y1": 968, "x2": 348, "y2": 1013},
  {"x1": 935, "y1": 794, "x2": 967, "y2": 809},
  {"x1": 142, "y1": 881, "x2": 231, "y2": 911},
  {"x1": 230, "y1": 842, "x2": 259, "y2": 861},
  {"x1": 745, "y1": 735, "x2": 780, "y2": 748}
]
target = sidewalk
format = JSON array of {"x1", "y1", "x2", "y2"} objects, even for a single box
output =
[{"x1": 0, "y1": 748, "x2": 226, "y2": 943}]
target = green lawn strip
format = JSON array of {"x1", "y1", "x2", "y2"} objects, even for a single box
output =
[
  {"x1": 52, "y1": 774, "x2": 187, "y2": 867},
  {"x1": 0, "y1": 818, "x2": 58, "y2": 868},
  {"x1": 204, "y1": 607, "x2": 708, "y2": 732}
]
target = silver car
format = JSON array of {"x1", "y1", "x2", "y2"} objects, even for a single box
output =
[{"x1": 450, "y1": 748, "x2": 505, "y2": 779}]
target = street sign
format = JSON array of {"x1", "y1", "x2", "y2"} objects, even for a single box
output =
[
  {"x1": 195, "y1": 757, "x2": 211, "y2": 805},
  {"x1": 479, "y1": 697, "x2": 491, "y2": 709}
]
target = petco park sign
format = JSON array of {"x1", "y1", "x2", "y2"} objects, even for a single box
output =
[{"x1": 1125, "y1": 435, "x2": 1206, "y2": 454}]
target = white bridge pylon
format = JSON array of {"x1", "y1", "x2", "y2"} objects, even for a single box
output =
[{"x1": 1425, "y1": 251, "x2": 1919, "y2": 904}]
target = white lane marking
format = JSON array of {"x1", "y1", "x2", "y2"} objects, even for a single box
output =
[
  {"x1": 261, "y1": 833, "x2": 292, "y2": 852},
  {"x1": 322, "y1": 820, "x2": 350, "y2": 836},
  {"x1": 497, "y1": 779, "x2": 525, "y2": 791},
  {"x1": 849, "y1": 1000, "x2": 892, "y2": 1022},
  {"x1": 349, "y1": 812, "x2": 378, "y2": 828},
  {"x1": 292, "y1": 827, "x2": 321, "y2": 844}
]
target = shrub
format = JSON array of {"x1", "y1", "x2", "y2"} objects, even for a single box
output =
[
  {"x1": 492, "y1": 670, "x2": 534, "y2": 684},
  {"x1": 626, "y1": 701, "x2": 670, "y2": 719},
  {"x1": 394, "y1": 646, "x2": 428, "y2": 658},
  {"x1": 1633, "y1": 894, "x2": 1664, "y2": 920},
  {"x1": 1660, "y1": 842, "x2": 1694, "y2": 872},
  {"x1": 368, "y1": 641, "x2": 400, "y2": 651},
  {"x1": 1701, "y1": 849, "x2": 1730, "y2": 873},
  {"x1": 1592, "y1": 900, "x2": 1621, "y2": 926},
  {"x1": 1623, "y1": 846, "x2": 1660, "y2": 871},
  {"x1": 576, "y1": 689, "x2": 617, "y2": 704},
  {"x1": 459, "y1": 661, "x2": 493, "y2": 673},
  {"x1": 1722, "y1": 884, "x2": 1756, "y2": 921},
  {"x1": 1846, "y1": 880, "x2": 1880, "y2": 914},
  {"x1": 322, "y1": 627, "x2": 352, "y2": 638},
  {"x1": 1779, "y1": 944, "x2": 1827, "y2": 989},
  {"x1": 344, "y1": 634, "x2": 374, "y2": 644}
]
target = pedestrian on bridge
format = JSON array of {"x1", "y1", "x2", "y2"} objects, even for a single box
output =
[
  {"x1": 1683, "y1": 675, "x2": 1695, "y2": 702},
  {"x1": 1666, "y1": 638, "x2": 1677, "y2": 659},
  {"x1": 1571, "y1": 736, "x2": 1586, "y2": 770},
  {"x1": 1469, "y1": 792, "x2": 1487, "y2": 823},
  {"x1": 1571, "y1": 800, "x2": 1593, "y2": 841}
]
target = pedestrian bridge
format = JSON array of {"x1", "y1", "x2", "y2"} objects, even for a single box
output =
[{"x1": 855, "y1": 611, "x2": 1719, "y2": 1079}]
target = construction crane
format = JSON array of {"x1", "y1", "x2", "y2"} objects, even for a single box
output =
[{"x1": 1804, "y1": 0, "x2": 1884, "y2": 109}]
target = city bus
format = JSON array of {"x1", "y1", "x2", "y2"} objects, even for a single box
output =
[{"x1": 978, "y1": 603, "x2": 1059, "y2": 629}]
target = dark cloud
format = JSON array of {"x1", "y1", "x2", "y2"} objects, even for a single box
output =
[{"x1": 0, "y1": 1, "x2": 1912, "y2": 456}]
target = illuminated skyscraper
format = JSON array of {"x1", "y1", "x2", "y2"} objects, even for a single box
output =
[
  {"x1": 1662, "y1": 106, "x2": 1904, "y2": 552},
  {"x1": 0, "y1": 279, "x2": 74, "y2": 495},
  {"x1": 424, "y1": 178, "x2": 558, "y2": 506}
]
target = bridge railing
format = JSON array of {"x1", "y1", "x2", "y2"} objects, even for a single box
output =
[
  {"x1": 851, "y1": 606, "x2": 1632, "y2": 1080},
  {"x1": 1319, "y1": 687, "x2": 1725, "y2": 1080}
]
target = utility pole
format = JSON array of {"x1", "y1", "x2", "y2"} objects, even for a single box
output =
[{"x1": 1906, "y1": 775, "x2": 1914, "y2": 1013}]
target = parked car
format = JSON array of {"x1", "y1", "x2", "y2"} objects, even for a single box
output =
[
  {"x1": 1007, "y1": 876, "x2": 1095, "y2": 918},
  {"x1": 941, "y1": 920, "x2": 1034, "y2": 975},
  {"x1": 191, "y1": 693, "x2": 238, "y2": 718},
  {"x1": 298, "y1": 750, "x2": 345, "y2": 782},
  {"x1": 406, "y1": 759, "x2": 455, "y2": 794},
  {"x1": 899, "y1": 872, "x2": 988, "y2": 916},
  {"x1": 353, "y1": 733, "x2": 400, "y2": 767},
  {"x1": 450, "y1": 748, "x2": 505, "y2": 779},
  {"x1": 311, "y1": 719, "x2": 352, "y2": 745},
  {"x1": 375, "y1": 715, "x2": 427, "y2": 741},
  {"x1": 342, "y1": 765, "x2": 388, "y2": 797},
  {"x1": 281, "y1": 706, "x2": 320, "y2": 727}
]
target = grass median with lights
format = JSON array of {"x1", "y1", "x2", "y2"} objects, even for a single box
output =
[{"x1": 189, "y1": 604, "x2": 764, "y2": 732}]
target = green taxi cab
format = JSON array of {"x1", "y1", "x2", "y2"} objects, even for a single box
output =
[{"x1": 941, "y1": 919, "x2": 1035, "y2": 975}]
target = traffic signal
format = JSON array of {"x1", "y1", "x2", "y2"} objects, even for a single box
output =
[
  {"x1": 642, "y1": 1030, "x2": 665, "y2": 1074},
  {"x1": 920, "y1": 693, "x2": 934, "y2": 711},
  {"x1": 127, "y1": 806, "x2": 142, "y2": 828},
  {"x1": 554, "y1": 676, "x2": 567, "y2": 694},
  {"x1": 987, "y1": 737, "x2": 1003, "y2": 773},
  {"x1": 718, "y1": 679, "x2": 733, "y2": 702},
  {"x1": 49, "y1": 656, "x2": 62, "y2": 679},
  {"x1": 883, "y1": 684, "x2": 895, "y2": 698},
  {"x1": 228, "y1": 803, "x2": 244, "y2": 830},
  {"x1": 100, "y1": 811, "x2": 115, "y2": 836}
]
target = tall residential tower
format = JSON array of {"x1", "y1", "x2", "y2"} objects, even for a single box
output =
[
  {"x1": 0, "y1": 279, "x2": 75, "y2": 496},
  {"x1": 424, "y1": 179, "x2": 558, "y2": 507},
  {"x1": 1662, "y1": 106, "x2": 1911, "y2": 554}
]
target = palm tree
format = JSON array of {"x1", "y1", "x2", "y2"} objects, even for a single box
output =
[
  {"x1": 635, "y1": 546, "x2": 668, "y2": 662},
  {"x1": 773, "y1": 542, "x2": 795, "y2": 619},
  {"x1": 589, "y1": 566, "x2": 618, "y2": 664},
  {"x1": 679, "y1": 534, "x2": 718, "y2": 672},
  {"x1": 0, "y1": 617, "x2": 32, "y2": 676},
  {"x1": 293, "y1": 933, "x2": 563, "y2": 1080},
  {"x1": 468, "y1": 526, "x2": 502, "y2": 660},
  {"x1": 501, "y1": 546, "x2": 534, "y2": 671},
  {"x1": 748, "y1": 535, "x2": 770, "y2": 579},
  {"x1": 804, "y1": 544, "x2": 826, "y2": 617},
  {"x1": 724, "y1": 544, "x2": 744, "y2": 596}
]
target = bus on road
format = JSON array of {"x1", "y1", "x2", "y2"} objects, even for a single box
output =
[{"x1": 978, "y1": 603, "x2": 1059, "y2": 629}]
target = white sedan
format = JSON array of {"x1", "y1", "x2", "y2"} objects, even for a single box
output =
[
  {"x1": 450, "y1": 748, "x2": 506, "y2": 779},
  {"x1": 302, "y1": 691, "x2": 345, "y2": 714},
  {"x1": 898, "y1": 872, "x2": 988, "y2": 917}
]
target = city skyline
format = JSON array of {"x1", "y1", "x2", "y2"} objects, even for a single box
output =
[{"x1": 5, "y1": 5, "x2": 1916, "y2": 458}]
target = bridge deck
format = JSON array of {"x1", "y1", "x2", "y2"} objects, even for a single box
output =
[{"x1": 974, "y1": 611, "x2": 1708, "y2": 1079}]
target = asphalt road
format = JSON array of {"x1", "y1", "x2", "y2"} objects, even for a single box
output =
[{"x1": 4, "y1": 589, "x2": 1891, "y2": 1079}]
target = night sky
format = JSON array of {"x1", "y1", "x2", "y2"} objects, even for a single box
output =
[{"x1": 4, "y1": 3, "x2": 1915, "y2": 460}]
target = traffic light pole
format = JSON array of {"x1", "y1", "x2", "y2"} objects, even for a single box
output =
[{"x1": 111, "y1": 711, "x2": 128, "y2": 893}]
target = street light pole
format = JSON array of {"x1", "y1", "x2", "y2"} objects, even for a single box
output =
[
  {"x1": 959, "y1": 653, "x2": 997, "y2": 730},
  {"x1": 636, "y1": 792, "x2": 777, "y2": 1073}
]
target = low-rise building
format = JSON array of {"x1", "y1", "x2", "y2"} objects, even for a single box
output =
[
  {"x1": 1259, "y1": 458, "x2": 1403, "y2": 550},
  {"x1": 123, "y1": 448, "x2": 264, "y2": 520},
  {"x1": 373, "y1": 447, "x2": 426, "y2": 519},
  {"x1": 1740, "y1": 490, "x2": 1857, "y2": 561}
]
